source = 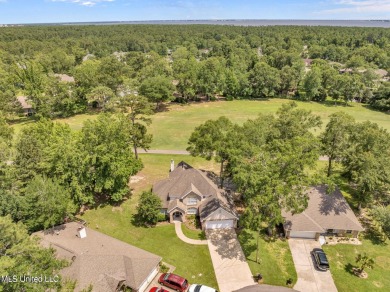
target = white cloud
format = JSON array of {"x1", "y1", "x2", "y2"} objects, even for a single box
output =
[
  {"x1": 50, "y1": 0, "x2": 114, "y2": 7},
  {"x1": 319, "y1": 0, "x2": 390, "y2": 14}
]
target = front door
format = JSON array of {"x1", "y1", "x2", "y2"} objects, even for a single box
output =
[{"x1": 173, "y1": 211, "x2": 183, "y2": 221}]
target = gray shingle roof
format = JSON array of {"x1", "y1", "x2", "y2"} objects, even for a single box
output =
[
  {"x1": 234, "y1": 284, "x2": 298, "y2": 292},
  {"x1": 34, "y1": 222, "x2": 161, "y2": 292},
  {"x1": 283, "y1": 186, "x2": 364, "y2": 232},
  {"x1": 199, "y1": 196, "x2": 238, "y2": 221}
]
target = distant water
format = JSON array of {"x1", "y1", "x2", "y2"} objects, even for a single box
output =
[{"x1": 54, "y1": 19, "x2": 390, "y2": 28}]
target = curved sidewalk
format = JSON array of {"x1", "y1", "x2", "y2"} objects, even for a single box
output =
[{"x1": 174, "y1": 221, "x2": 208, "y2": 245}]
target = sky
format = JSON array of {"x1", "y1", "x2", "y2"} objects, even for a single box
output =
[{"x1": 0, "y1": 0, "x2": 389, "y2": 24}]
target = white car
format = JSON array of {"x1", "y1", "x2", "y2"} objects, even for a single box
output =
[{"x1": 188, "y1": 284, "x2": 218, "y2": 292}]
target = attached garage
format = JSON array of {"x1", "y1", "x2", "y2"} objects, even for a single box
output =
[
  {"x1": 138, "y1": 265, "x2": 159, "y2": 292},
  {"x1": 288, "y1": 231, "x2": 317, "y2": 239},
  {"x1": 205, "y1": 219, "x2": 234, "y2": 230}
]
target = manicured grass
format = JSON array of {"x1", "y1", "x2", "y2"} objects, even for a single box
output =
[
  {"x1": 238, "y1": 229, "x2": 297, "y2": 287},
  {"x1": 323, "y1": 239, "x2": 390, "y2": 291},
  {"x1": 11, "y1": 99, "x2": 390, "y2": 150},
  {"x1": 181, "y1": 224, "x2": 206, "y2": 240},
  {"x1": 80, "y1": 154, "x2": 219, "y2": 289}
]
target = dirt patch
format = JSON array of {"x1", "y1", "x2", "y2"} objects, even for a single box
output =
[
  {"x1": 112, "y1": 206, "x2": 123, "y2": 212},
  {"x1": 130, "y1": 175, "x2": 144, "y2": 184},
  {"x1": 372, "y1": 281, "x2": 383, "y2": 288},
  {"x1": 352, "y1": 268, "x2": 368, "y2": 279}
]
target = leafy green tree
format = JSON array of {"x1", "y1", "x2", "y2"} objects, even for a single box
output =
[
  {"x1": 321, "y1": 112, "x2": 355, "y2": 177},
  {"x1": 302, "y1": 67, "x2": 322, "y2": 101},
  {"x1": 0, "y1": 215, "x2": 66, "y2": 292},
  {"x1": 80, "y1": 114, "x2": 142, "y2": 202},
  {"x1": 20, "y1": 175, "x2": 72, "y2": 232},
  {"x1": 187, "y1": 116, "x2": 234, "y2": 187},
  {"x1": 197, "y1": 57, "x2": 226, "y2": 99},
  {"x1": 249, "y1": 62, "x2": 281, "y2": 98},
  {"x1": 370, "y1": 82, "x2": 390, "y2": 112},
  {"x1": 86, "y1": 85, "x2": 115, "y2": 110},
  {"x1": 355, "y1": 253, "x2": 375, "y2": 275},
  {"x1": 97, "y1": 55, "x2": 128, "y2": 92},
  {"x1": 343, "y1": 121, "x2": 390, "y2": 209},
  {"x1": 139, "y1": 76, "x2": 174, "y2": 110},
  {"x1": 135, "y1": 191, "x2": 162, "y2": 226},
  {"x1": 73, "y1": 59, "x2": 100, "y2": 97},
  {"x1": 116, "y1": 92, "x2": 154, "y2": 159},
  {"x1": 370, "y1": 206, "x2": 390, "y2": 240}
]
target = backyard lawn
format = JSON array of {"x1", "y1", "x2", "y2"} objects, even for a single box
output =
[
  {"x1": 238, "y1": 229, "x2": 297, "y2": 287},
  {"x1": 80, "y1": 154, "x2": 219, "y2": 289},
  {"x1": 323, "y1": 238, "x2": 390, "y2": 291}
]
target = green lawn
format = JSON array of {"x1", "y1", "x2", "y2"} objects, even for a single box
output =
[
  {"x1": 181, "y1": 224, "x2": 206, "y2": 240},
  {"x1": 11, "y1": 99, "x2": 390, "y2": 150},
  {"x1": 323, "y1": 239, "x2": 390, "y2": 291},
  {"x1": 79, "y1": 154, "x2": 219, "y2": 289},
  {"x1": 238, "y1": 229, "x2": 297, "y2": 287}
]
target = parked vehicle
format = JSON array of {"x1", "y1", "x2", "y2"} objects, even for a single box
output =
[
  {"x1": 311, "y1": 248, "x2": 330, "y2": 271},
  {"x1": 158, "y1": 273, "x2": 189, "y2": 292},
  {"x1": 149, "y1": 287, "x2": 170, "y2": 292},
  {"x1": 188, "y1": 284, "x2": 218, "y2": 292}
]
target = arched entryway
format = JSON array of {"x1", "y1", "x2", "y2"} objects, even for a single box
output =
[{"x1": 172, "y1": 211, "x2": 183, "y2": 221}]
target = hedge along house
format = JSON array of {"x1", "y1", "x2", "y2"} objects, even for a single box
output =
[
  {"x1": 153, "y1": 161, "x2": 238, "y2": 230},
  {"x1": 282, "y1": 185, "x2": 364, "y2": 240}
]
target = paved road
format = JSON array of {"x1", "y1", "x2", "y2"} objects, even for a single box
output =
[
  {"x1": 206, "y1": 229, "x2": 255, "y2": 292},
  {"x1": 174, "y1": 221, "x2": 208, "y2": 245},
  {"x1": 288, "y1": 239, "x2": 338, "y2": 292},
  {"x1": 139, "y1": 149, "x2": 330, "y2": 161}
]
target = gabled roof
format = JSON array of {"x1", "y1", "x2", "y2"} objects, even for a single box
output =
[
  {"x1": 153, "y1": 161, "x2": 219, "y2": 208},
  {"x1": 199, "y1": 196, "x2": 238, "y2": 221},
  {"x1": 16, "y1": 96, "x2": 33, "y2": 109},
  {"x1": 34, "y1": 222, "x2": 161, "y2": 292},
  {"x1": 167, "y1": 199, "x2": 187, "y2": 213},
  {"x1": 282, "y1": 186, "x2": 364, "y2": 232},
  {"x1": 181, "y1": 183, "x2": 203, "y2": 199}
]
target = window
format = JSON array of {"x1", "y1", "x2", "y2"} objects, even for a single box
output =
[
  {"x1": 187, "y1": 208, "x2": 197, "y2": 215},
  {"x1": 187, "y1": 197, "x2": 198, "y2": 205},
  {"x1": 346, "y1": 230, "x2": 352, "y2": 234},
  {"x1": 327, "y1": 229, "x2": 334, "y2": 233}
]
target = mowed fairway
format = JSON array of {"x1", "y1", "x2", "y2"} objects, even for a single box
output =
[{"x1": 149, "y1": 99, "x2": 390, "y2": 149}]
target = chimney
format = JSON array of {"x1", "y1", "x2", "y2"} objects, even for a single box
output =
[
  {"x1": 170, "y1": 159, "x2": 175, "y2": 172},
  {"x1": 78, "y1": 226, "x2": 87, "y2": 238}
]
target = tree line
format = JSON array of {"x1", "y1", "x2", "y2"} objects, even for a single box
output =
[{"x1": 1, "y1": 24, "x2": 390, "y2": 119}]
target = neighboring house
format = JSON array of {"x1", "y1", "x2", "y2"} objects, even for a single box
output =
[
  {"x1": 54, "y1": 73, "x2": 75, "y2": 83},
  {"x1": 34, "y1": 222, "x2": 161, "y2": 292},
  {"x1": 16, "y1": 96, "x2": 34, "y2": 116},
  {"x1": 153, "y1": 161, "x2": 238, "y2": 230},
  {"x1": 282, "y1": 186, "x2": 364, "y2": 240}
]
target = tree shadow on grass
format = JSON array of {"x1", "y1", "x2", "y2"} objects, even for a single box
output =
[
  {"x1": 344, "y1": 263, "x2": 357, "y2": 276},
  {"x1": 238, "y1": 229, "x2": 257, "y2": 258}
]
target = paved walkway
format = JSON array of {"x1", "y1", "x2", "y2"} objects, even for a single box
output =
[
  {"x1": 206, "y1": 229, "x2": 255, "y2": 292},
  {"x1": 174, "y1": 221, "x2": 208, "y2": 245},
  {"x1": 288, "y1": 239, "x2": 338, "y2": 292}
]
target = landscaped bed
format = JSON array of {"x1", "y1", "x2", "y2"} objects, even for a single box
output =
[{"x1": 323, "y1": 237, "x2": 390, "y2": 291}]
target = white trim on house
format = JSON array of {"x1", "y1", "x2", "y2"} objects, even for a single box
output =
[
  {"x1": 187, "y1": 207, "x2": 198, "y2": 215},
  {"x1": 289, "y1": 231, "x2": 317, "y2": 239},
  {"x1": 167, "y1": 205, "x2": 186, "y2": 214},
  {"x1": 138, "y1": 265, "x2": 159, "y2": 292},
  {"x1": 203, "y1": 207, "x2": 238, "y2": 221}
]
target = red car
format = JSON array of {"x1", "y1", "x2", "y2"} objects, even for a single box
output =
[
  {"x1": 158, "y1": 273, "x2": 189, "y2": 292},
  {"x1": 149, "y1": 288, "x2": 170, "y2": 292}
]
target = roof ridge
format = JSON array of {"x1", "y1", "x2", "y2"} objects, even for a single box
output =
[{"x1": 301, "y1": 211, "x2": 325, "y2": 232}]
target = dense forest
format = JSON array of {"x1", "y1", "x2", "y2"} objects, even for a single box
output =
[{"x1": 0, "y1": 24, "x2": 390, "y2": 119}]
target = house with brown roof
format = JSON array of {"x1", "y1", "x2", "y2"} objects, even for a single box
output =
[
  {"x1": 34, "y1": 222, "x2": 161, "y2": 292},
  {"x1": 16, "y1": 96, "x2": 34, "y2": 116},
  {"x1": 282, "y1": 186, "x2": 364, "y2": 240},
  {"x1": 153, "y1": 161, "x2": 238, "y2": 230}
]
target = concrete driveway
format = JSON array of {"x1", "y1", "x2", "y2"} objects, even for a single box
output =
[
  {"x1": 206, "y1": 229, "x2": 255, "y2": 292},
  {"x1": 288, "y1": 239, "x2": 338, "y2": 292}
]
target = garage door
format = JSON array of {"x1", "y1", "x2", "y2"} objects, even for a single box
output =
[
  {"x1": 205, "y1": 220, "x2": 233, "y2": 229},
  {"x1": 289, "y1": 231, "x2": 316, "y2": 239},
  {"x1": 138, "y1": 266, "x2": 159, "y2": 292}
]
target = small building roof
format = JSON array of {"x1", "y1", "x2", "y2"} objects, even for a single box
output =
[
  {"x1": 34, "y1": 222, "x2": 161, "y2": 292},
  {"x1": 16, "y1": 96, "x2": 33, "y2": 109},
  {"x1": 283, "y1": 186, "x2": 364, "y2": 232},
  {"x1": 54, "y1": 74, "x2": 75, "y2": 83},
  {"x1": 199, "y1": 196, "x2": 238, "y2": 221}
]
